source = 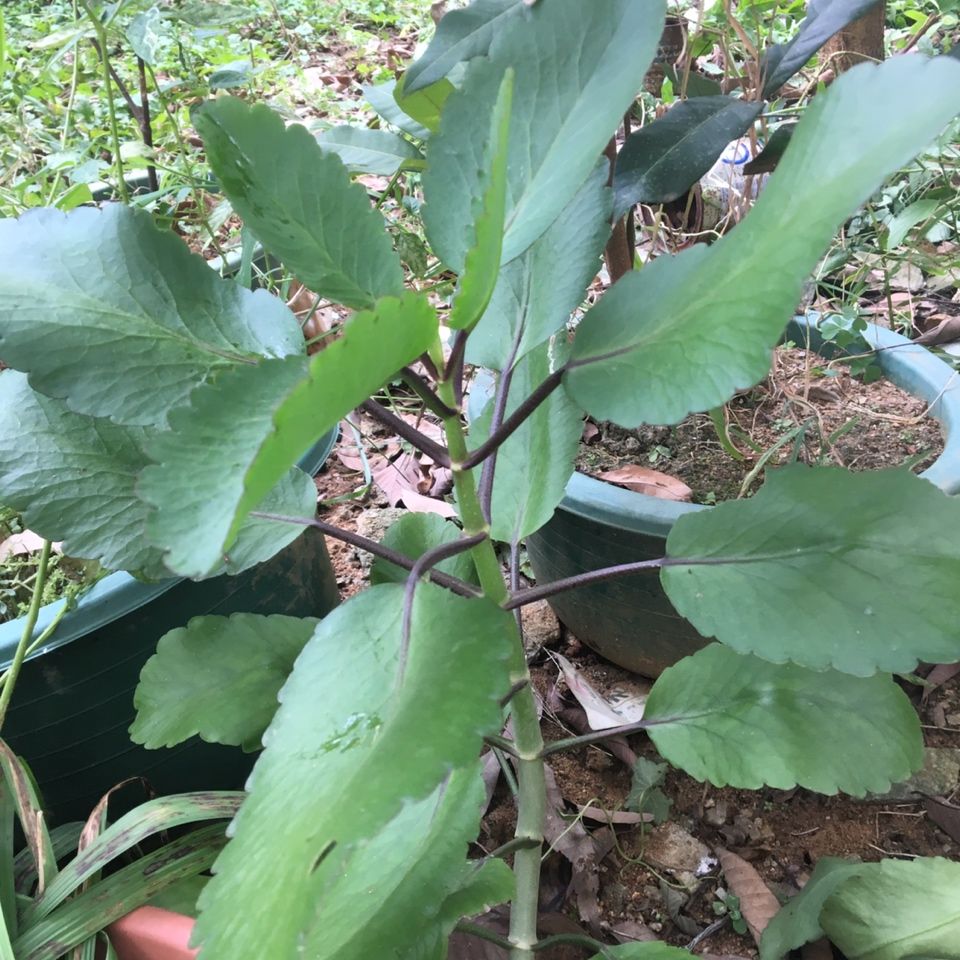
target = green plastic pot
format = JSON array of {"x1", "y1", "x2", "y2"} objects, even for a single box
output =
[
  {"x1": 0, "y1": 431, "x2": 338, "y2": 824},
  {"x1": 526, "y1": 314, "x2": 960, "y2": 677}
]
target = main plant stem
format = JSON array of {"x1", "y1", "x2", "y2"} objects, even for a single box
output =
[{"x1": 436, "y1": 352, "x2": 546, "y2": 960}]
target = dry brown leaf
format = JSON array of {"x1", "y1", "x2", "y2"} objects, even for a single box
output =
[
  {"x1": 915, "y1": 315, "x2": 960, "y2": 346},
  {"x1": 576, "y1": 805, "x2": 651, "y2": 825},
  {"x1": 924, "y1": 797, "x2": 960, "y2": 843},
  {"x1": 800, "y1": 938, "x2": 834, "y2": 960},
  {"x1": 398, "y1": 487, "x2": 458, "y2": 518},
  {"x1": 0, "y1": 532, "x2": 62, "y2": 561},
  {"x1": 921, "y1": 662, "x2": 960, "y2": 703},
  {"x1": 715, "y1": 847, "x2": 780, "y2": 946},
  {"x1": 598, "y1": 466, "x2": 693, "y2": 502}
]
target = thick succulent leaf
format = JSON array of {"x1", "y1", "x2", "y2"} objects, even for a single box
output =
[
  {"x1": 370, "y1": 513, "x2": 477, "y2": 586},
  {"x1": 394, "y1": 74, "x2": 454, "y2": 134},
  {"x1": 403, "y1": 0, "x2": 524, "y2": 93},
  {"x1": 448, "y1": 70, "x2": 513, "y2": 331},
  {"x1": 613, "y1": 97, "x2": 763, "y2": 217},
  {"x1": 316, "y1": 125, "x2": 424, "y2": 175},
  {"x1": 662, "y1": 467, "x2": 960, "y2": 676},
  {"x1": 141, "y1": 295, "x2": 437, "y2": 577},
  {"x1": 760, "y1": 858, "x2": 866, "y2": 960},
  {"x1": 587, "y1": 944, "x2": 694, "y2": 959},
  {"x1": 193, "y1": 584, "x2": 515, "y2": 960},
  {"x1": 467, "y1": 161, "x2": 611, "y2": 371},
  {"x1": 0, "y1": 205, "x2": 302, "y2": 427},
  {"x1": 0, "y1": 371, "x2": 166, "y2": 577},
  {"x1": 762, "y1": 0, "x2": 883, "y2": 98},
  {"x1": 423, "y1": 0, "x2": 665, "y2": 271},
  {"x1": 820, "y1": 857, "x2": 960, "y2": 960},
  {"x1": 364, "y1": 79, "x2": 432, "y2": 140},
  {"x1": 645, "y1": 644, "x2": 922, "y2": 796},
  {"x1": 131, "y1": 613, "x2": 319, "y2": 751},
  {"x1": 565, "y1": 57, "x2": 960, "y2": 427},
  {"x1": 470, "y1": 344, "x2": 582, "y2": 545},
  {"x1": 298, "y1": 766, "x2": 497, "y2": 958},
  {"x1": 197, "y1": 97, "x2": 403, "y2": 310}
]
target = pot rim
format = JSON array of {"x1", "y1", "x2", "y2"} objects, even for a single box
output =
[
  {"x1": 0, "y1": 428, "x2": 337, "y2": 670},
  {"x1": 540, "y1": 312, "x2": 960, "y2": 535}
]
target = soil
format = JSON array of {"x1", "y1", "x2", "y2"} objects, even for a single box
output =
[
  {"x1": 577, "y1": 347, "x2": 946, "y2": 505},
  {"x1": 317, "y1": 432, "x2": 960, "y2": 959}
]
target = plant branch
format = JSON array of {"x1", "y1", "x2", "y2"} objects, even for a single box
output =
[
  {"x1": 445, "y1": 329, "x2": 469, "y2": 408},
  {"x1": 360, "y1": 398, "x2": 452, "y2": 466},
  {"x1": 484, "y1": 734, "x2": 521, "y2": 758},
  {"x1": 399, "y1": 367, "x2": 457, "y2": 419},
  {"x1": 136, "y1": 57, "x2": 158, "y2": 193},
  {"x1": 504, "y1": 557, "x2": 666, "y2": 610},
  {"x1": 454, "y1": 922, "x2": 514, "y2": 951},
  {"x1": 458, "y1": 369, "x2": 566, "y2": 470},
  {"x1": 250, "y1": 512, "x2": 481, "y2": 598},
  {"x1": 0, "y1": 541, "x2": 52, "y2": 732},
  {"x1": 539, "y1": 719, "x2": 651, "y2": 757},
  {"x1": 399, "y1": 532, "x2": 487, "y2": 682}
]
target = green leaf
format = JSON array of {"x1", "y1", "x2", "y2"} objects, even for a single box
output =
[
  {"x1": 197, "y1": 97, "x2": 403, "y2": 310},
  {"x1": 885, "y1": 198, "x2": 940, "y2": 251},
  {"x1": 126, "y1": 6, "x2": 166, "y2": 65},
  {"x1": 364, "y1": 80, "x2": 432, "y2": 140},
  {"x1": 0, "y1": 371, "x2": 167, "y2": 577},
  {"x1": 0, "y1": 206, "x2": 303, "y2": 428},
  {"x1": 370, "y1": 513, "x2": 477, "y2": 586},
  {"x1": 316, "y1": 125, "x2": 424, "y2": 176},
  {"x1": 394, "y1": 74, "x2": 454, "y2": 134},
  {"x1": 403, "y1": 0, "x2": 524, "y2": 93},
  {"x1": 762, "y1": 0, "x2": 883, "y2": 98},
  {"x1": 141, "y1": 294, "x2": 437, "y2": 577},
  {"x1": 613, "y1": 97, "x2": 763, "y2": 217},
  {"x1": 423, "y1": 0, "x2": 666, "y2": 270},
  {"x1": 760, "y1": 858, "x2": 866, "y2": 960},
  {"x1": 662, "y1": 467, "x2": 960, "y2": 676},
  {"x1": 448, "y1": 70, "x2": 513, "y2": 332},
  {"x1": 193, "y1": 583, "x2": 516, "y2": 960},
  {"x1": 645, "y1": 644, "x2": 921, "y2": 795},
  {"x1": 587, "y1": 943, "x2": 693, "y2": 959},
  {"x1": 625, "y1": 758, "x2": 671, "y2": 825},
  {"x1": 565, "y1": 57, "x2": 960, "y2": 428},
  {"x1": 466, "y1": 161, "x2": 611, "y2": 371},
  {"x1": 820, "y1": 857, "x2": 960, "y2": 960},
  {"x1": 470, "y1": 344, "x2": 582, "y2": 545},
  {"x1": 297, "y1": 766, "x2": 496, "y2": 958},
  {"x1": 131, "y1": 613, "x2": 320, "y2": 751}
]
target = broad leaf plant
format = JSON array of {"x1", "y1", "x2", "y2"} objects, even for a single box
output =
[{"x1": 1, "y1": 1, "x2": 959, "y2": 958}]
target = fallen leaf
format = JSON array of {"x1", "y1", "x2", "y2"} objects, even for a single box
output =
[
  {"x1": 598, "y1": 466, "x2": 693, "y2": 501},
  {"x1": 399, "y1": 487, "x2": 459, "y2": 518},
  {"x1": 924, "y1": 797, "x2": 960, "y2": 843},
  {"x1": 921, "y1": 662, "x2": 960, "y2": 703},
  {"x1": 715, "y1": 847, "x2": 780, "y2": 946},
  {"x1": 576, "y1": 805, "x2": 651, "y2": 826},
  {"x1": 610, "y1": 919, "x2": 658, "y2": 944},
  {"x1": 0, "y1": 532, "x2": 62, "y2": 561},
  {"x1": 552, "y1": 652, "x2": 648, "y2": 730},
  {"x1": 582, "y1": 420, "x2": 600, "y2": 443},
  {"x1": 915, "y1": 315, "x2": 960, "y2": 346},
  {"x1": 373, "y1": 453, "x2": 426, "y2": 505}
]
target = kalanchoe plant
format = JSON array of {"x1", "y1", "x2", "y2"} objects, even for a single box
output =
[{"x1": 1, "y1": 1, "x2": 960, "y2": 958}]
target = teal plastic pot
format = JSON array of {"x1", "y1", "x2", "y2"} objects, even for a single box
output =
[
  {"x1": 0, "y1": 431, "x2": 339, "y2": 824},
  {"x1": 526, "y1": 314, "x2": 960, "y2": 677}
]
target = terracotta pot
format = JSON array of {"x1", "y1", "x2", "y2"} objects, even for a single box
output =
[{"x1": 107, "y1": 907, "x2": 197, "y2": 960}]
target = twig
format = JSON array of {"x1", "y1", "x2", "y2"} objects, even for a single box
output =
[
  {"x1": 453, "y1": 922, "x2": 514, "y2": 951},
  {"x1": 538, "y1": 719, "x2": 652, "y2": 757},
  {"x1": 399, "y1": 366, "x2": 458, "y2": 419},
  {"x1": 360, "y1": 398, "x2": 452, "y2": 466}
]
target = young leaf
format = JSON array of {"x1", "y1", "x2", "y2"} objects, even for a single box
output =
[
  {"x1": 131, "y1": 613, "x2": 320, "y2": 751},
  {"x1": 316, "y1": 125, "x2": 424, "y2": 176},
  {"x1": 644, "y1": 644, "x2": 921, "y2": 796},
  {"x1": 820, "y1": 857, "x2": 960, "y2": 960},
  {"x1": 0, "y1": 205, "x2": 303, "y2": 428},
  {"x1": 197, "y1": 97, "x2": 403, "y2": 310},
  {"x1": 297, "y1": 766, "x2": 500, "y2": 958},
  {"x1": 760, "y1": 858, "x2": 866, "y2": 960},
  {"x1": 662, "y1": 467, "x2": 960, "y2": 676},
  {"x1": 394, "y1": 73, "x2": 454, "y2": 134},
  {"x1": 141, "y1": 295, "x2": 437, "y2": 577},
  {"x1": 762, "y1": 0, "x2": 884, "y2": 98},
  {"x1": 466, "y1": 161, "x2": 611, "y2": 371},
  {"x1": 448, "y1": 70, "x2": 513, "y2": 332},
  {"x1": 625, "y1": 758, "x2": 671, "y2": 824},
  {"x1": 364, "y1": 79, "x2": 431, "y2": 140},
  {"x1": 470, "y1": 344, "x2": 582, "y2": 545},
  {"x1": 565, "y1": 56, "x2": 960, "y2": 428},
  {"x1": 423, "y1": 0, "x2": 666, "y2": 271},
  {"x1": 613, "y1": 97, "x2": 763, "y2": 217},
  {"x1": 370, "y1": 513, "x2": 477, "y2": 586},
  {"x1": 193, "y1": 584, "x2": 516, "y2": 960},
  {"x1": 403, "y1": 0, "x2": 524, "y2": 93}
]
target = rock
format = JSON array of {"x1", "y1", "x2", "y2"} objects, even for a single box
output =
[
  {"x1": 641, "y1": 822, "x2": 713, "y2": 887},
  {"x1": 353, "y1": 507, "x2": 407, "y2": 571},
  {"x1": 865, "y1": 747, "x2": 960, "y2": 802},
  {"x1": 520, "y1": 600, "x2": 561, "y2": 653}
]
